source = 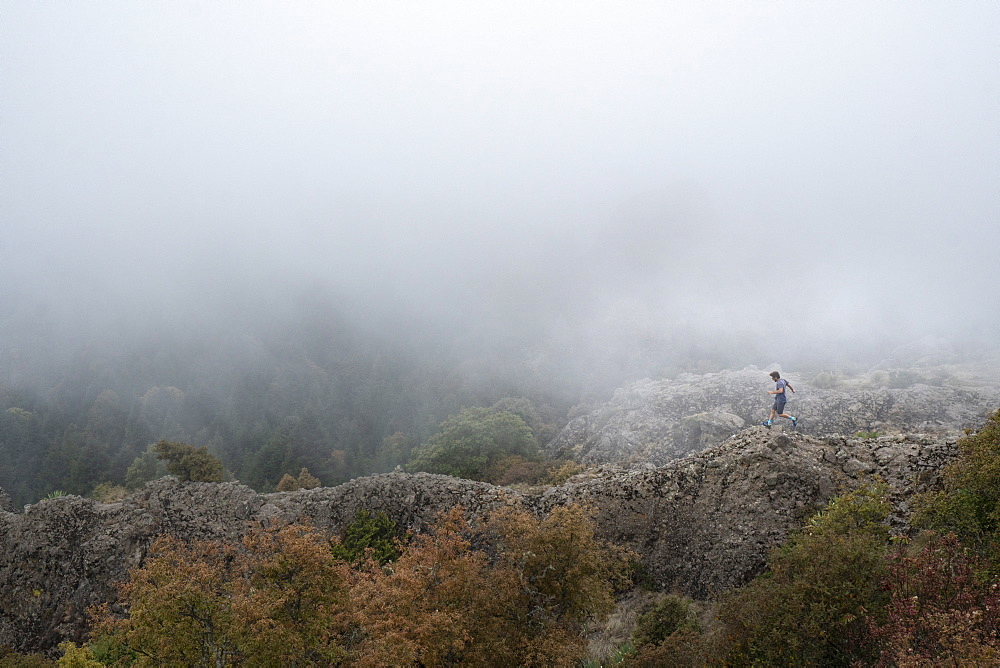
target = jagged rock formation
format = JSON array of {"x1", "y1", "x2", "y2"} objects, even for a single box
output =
[
  {"x1": 540, "y1": 428, "x2": 955, "y2": 598},
  {"x1": 0, "y1": 427, "x2": 959, "y2": 654},
  {"x1": 546, "y1": 365, "x2": 999, "y2": 466}
]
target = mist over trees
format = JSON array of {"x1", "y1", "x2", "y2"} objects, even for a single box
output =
[
  {"x1": 0, "y1": 272, "x2": 995, "y2": 508},
  {"x1": 0, "y1": 280, "x2": 644, "y2": 504}
]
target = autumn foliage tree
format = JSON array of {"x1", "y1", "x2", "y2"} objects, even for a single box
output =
[
  {"x1": 86, "y1": 503, "x2": 629, "y2": 666},
  {"x1": 484, "y1": 504, "x2": 633, "y2": 626},
  {"x1": 347, "y1": 504, "x2": 633, "y2": 666},
  {"x1": 276, "y1": 467, "x2": 322, "y2": 491},
  {"x1": 348, "y1": 507, "x2": 526, "y2": 666},
  {"x1": 92, "y1": 523, "x2": 348, "y2": 666}
]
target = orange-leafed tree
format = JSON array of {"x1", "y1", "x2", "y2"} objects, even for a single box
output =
[
  {"x1": 347, "y1": 504, "x2": 633, "y2": 667},
  {"x1": 230, "y1": 524, "x2": 349, "y2": 663},
  {"x1": 89, "y1": 504, "x2": 632, "y2": 666},
  {"x1": 276, "y1": 467, "x2": 322, "y2": 492},
  {"x1": 348, "y1": 507, "x2": 524, "y2": 666},
  {"x1": 92, "y1": 523, "x2": 348, "y2": 666}
]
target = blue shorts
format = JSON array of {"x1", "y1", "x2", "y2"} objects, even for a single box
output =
[{"x1": 773, "y1": 399, "x2": 786, "y2": 413}]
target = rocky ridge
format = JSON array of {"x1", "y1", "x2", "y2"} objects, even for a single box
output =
[
  {"x1": 0, "y1": 425, "x2": 962, "y2": 654},
  {"x1": 546, "y1": 365, "x2": 999, "y2": 466}
]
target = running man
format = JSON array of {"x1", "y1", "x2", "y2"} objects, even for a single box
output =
[{"x1": 762, "y1": 371, "x2": 797, "y2": 427}]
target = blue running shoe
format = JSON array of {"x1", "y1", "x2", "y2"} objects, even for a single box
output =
[
  {"x1": 790, "y1": 416, "x2": 797, "y2": 427},
  {"x1": 761, "y1": 420, "x2": 770, "y2": 427}
]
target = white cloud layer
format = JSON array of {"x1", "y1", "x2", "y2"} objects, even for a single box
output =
[{"x1": 2, "y1": 1, "x2": 997, "y2": 372}]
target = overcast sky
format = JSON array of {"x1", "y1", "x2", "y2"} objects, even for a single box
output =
[{"x1": 2, "y1": 2, "x2": 997, "y2": 371}]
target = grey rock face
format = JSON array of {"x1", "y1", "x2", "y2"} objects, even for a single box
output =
[
  {"x1": 0, "y1": 487, "x2": 13, "y2": 513},
  {"x1": 536, "y1": 428, "x2": 955, "y2": 597},
  {"x1": 0, "y1": 428, "x2": 959, "y2": 654},
  {"x1": 546, "y1": 366, "x2": 998, "y2": 466}
]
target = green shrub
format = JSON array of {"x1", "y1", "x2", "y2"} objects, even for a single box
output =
[
  {"x1": 331, "y1": 509, "x2": 401, "y2": 566},
  {"x1": 56, "y1": 642, "x2": 101, "y2": 667},
  {"x1": 631, "y1": 595, "x2": 699, "y2": 649},
  {"x1": 124, "y1": 445, "x2": 169, "y2": 489},
  {"x1": 83, "y1": 634, "x2": 135, "y2": 667},
  {"x1": 407, "y1": 407, "x2": 539, "y2": 481},
  {"x1": 489, "y1": 396, "x2": 561, "y2": 447},
  {"x1": 912, "y1": 409, "x2": 1000, "y2": 557},
  {"x1": 153, "y1": 440, "x2": 223, "y2": 483},
  {"x1": 715, "y1": 482, "x2": 892, "y2": 666}
]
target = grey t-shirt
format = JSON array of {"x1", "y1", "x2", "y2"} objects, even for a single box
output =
[{"x1": 774, "y1": 379, "x2": 788, "y2": 401}]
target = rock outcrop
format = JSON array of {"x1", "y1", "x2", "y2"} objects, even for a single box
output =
[
  {"x1": 546, "y1": 365, "x2": 999, "y2": 466},
  {"x1": 539, "y1": 428, "x2": 955, "y2": 598},
  {"x1": 0, "y1": 427, "x2": 960, "y2": 654},
  {"x1": 0, "y1": 486, "x2": 13, "y2": 513}
]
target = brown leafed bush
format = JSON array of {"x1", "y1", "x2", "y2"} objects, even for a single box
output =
[
  {"x1": 867, "y1": 532, "x2": 1000, "y2": 666},
  {"x1": 89, "y1": 502, "x2": 632, "y2": 666},
  {"x1": 89, "y1": 482, "x2": 128, "y2": 503},
  {"x1": 91, "y1": 523, "x2": 349, "y2": 666},
  {"x1": 348, "y1": 504, "x2": 634, "y2": 666},
  {"x1": 276, "y1": 467, "x2": 322, "y2": 492}
]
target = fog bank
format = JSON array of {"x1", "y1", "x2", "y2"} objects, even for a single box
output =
[{"x1": 2, "y1": 2, "x2": 997, "y2": 392}]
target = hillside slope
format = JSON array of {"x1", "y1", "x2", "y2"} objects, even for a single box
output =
[{"x1": 0, "y1": 425, "x2": 959, "y2": 654}]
